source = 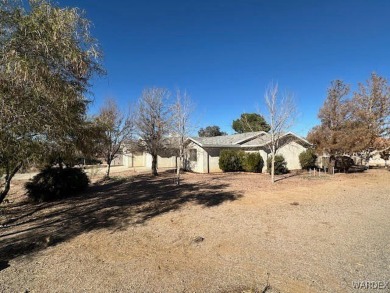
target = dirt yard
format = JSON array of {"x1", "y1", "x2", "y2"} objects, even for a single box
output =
[{"x1": 0, "y1": 169, "x2": 389, "y2": 293}]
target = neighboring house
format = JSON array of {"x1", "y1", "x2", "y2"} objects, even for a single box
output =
[
  {"x1": 120, "y1": 138, "x2": 179, "y2": 169},
  {"x1": 316, "y1": 147, "x2": 389, "y2": 169},
  {"x1": 121, "y1": 151, "x2": 178, "y2": 169},
  {"x1": 184, "y1": 131, "x2": 311, "y2": 173},
  {"x1": 366, "y1": 149, "x2": 389, "y2": 167},
  {"x1": 110, "y1": 154, "x2": 125, "y2": 166}
]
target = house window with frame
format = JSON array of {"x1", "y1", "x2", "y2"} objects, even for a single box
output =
[{"x1": 189, "y1": 149, "x2": 197, "y2": 162}]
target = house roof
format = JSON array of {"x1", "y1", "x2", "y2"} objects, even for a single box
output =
[
  {"x1": 187, "y1": 131, "x2": 311, "y2": 148},
  {"x1": 189, "y1": 132, "x2": 266, "y2": 147}
]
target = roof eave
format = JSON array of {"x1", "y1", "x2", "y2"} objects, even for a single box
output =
[
  {"x1": 282, "y1": 132, "x2": 312, "y2": 146},
  {"x1": 202, "y1": 144, "x2": 241, "y2": 148},
  {"x1": 234, "y1": 131, "x2": 267, "y2": 145},
  {"x1": 186, "y1": 137, "x2": 203, "y2": 147}
]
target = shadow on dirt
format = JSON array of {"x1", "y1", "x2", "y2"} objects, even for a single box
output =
[
  {"x1": 0, "y1": 260, "x2": 9, "y2": 271},
  {"x1": 0, "y1": 171, "x2": 242, "y2": 262}
]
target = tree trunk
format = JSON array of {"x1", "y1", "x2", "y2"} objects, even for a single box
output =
[
  {"x1": 0, "y1": 163, "x2": 22, "y2": 204},
  {"x1": 106, "y1": 153, "x2": 113, "y2": 179},
  {"x1": 0, "y1": 180, "x2": 11, "y2": 204},
  {"x1": 271, "y1": 151, "x2": 275, "y2": 183},
  {"x1": 58, "y1": 156, "x2": 63, "y2": 170},
  {"x1": 152, "y1": 154, "x2": 158, "y2": 176},
  {"x1": 176, "y1": 149, "x2": 182, "y2": 186},
  {"x1": 106, "y1": 161, "x2": 111, "y2": 178},
  {"x1": 270, "y1": 142, "x2": 276, "y2": 183}
]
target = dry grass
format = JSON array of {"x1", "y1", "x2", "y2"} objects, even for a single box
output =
[{"x1": 1, "y1": 169, "x2": 389, "y2": 292}]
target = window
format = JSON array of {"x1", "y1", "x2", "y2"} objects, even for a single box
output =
[{"x1": 189, "y1": 149, "x2": 197, "y2": 162}]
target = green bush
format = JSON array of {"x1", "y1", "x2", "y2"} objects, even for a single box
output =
[
  {"x1": 219, "y1": 150, "x2": 264, "y2": 173},
  {"x1": 219, "y1": 150, "x2": 245, "y2": 172},
  {"x1": 242, "y1": 152, "x2": 264, "y2": 173},
  {"x1": 299, "y1": 149, "x2": 317, "y2": 170},
  {"x1": 267, "y1": 155, "x2": 288, "y2": 175},
  {"x1": 25, "y1": 167, "x2": 90, "y2": 202}
]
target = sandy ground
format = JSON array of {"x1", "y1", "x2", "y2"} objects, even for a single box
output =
[{"x1": 0, "y1": 169, "x2": 389, "y2": 293}]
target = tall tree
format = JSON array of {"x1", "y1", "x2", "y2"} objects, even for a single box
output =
[
  {"x1": 135, "y1": 88, "x2": 171, "y2": 176},
  {"x1": 232, "y1": 113, "x2": 271, "y2": 133},
  {"x1": 264, "y1": 84, "x2": 296, "y2": 183},
  {"x1": 350, "y1": 73, "x2": 390, "y2": 149},
  {"x1": 307, "y1": 80, "x2": 351, "y2": 155},
  {"x1": 198, "y1": 125, "x2": 226, "y2": 137},
  {"x1": 308, "y1": 75, "x2": 390, "y2": 159},
  {"x1": 96, "y1": 98, "x2": 134, "y2": 178},
  {"x1": 0, "y1": 0, "x2": 103, "y2": 203},
  {"x1": 171, "y1": 90, "x2": 194, "y2": 185}
]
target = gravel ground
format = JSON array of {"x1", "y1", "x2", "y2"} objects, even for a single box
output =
[{"x1": 0, "y1": 169, "x2": 389, "y2": 293}]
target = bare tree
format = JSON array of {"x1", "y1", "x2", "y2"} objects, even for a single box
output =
[
  {"x1": 135, "y1": 88, "x2": 171, "y2": 176},
  {"x1": 171, "y1": 90, "x2": 194, "y2": 185},
  {"x1": 97, "y1": 98, "x2": 134, "y2": 178},
  {"x1": 264, "y1": 83, "x2": 296, "y2": 183}
]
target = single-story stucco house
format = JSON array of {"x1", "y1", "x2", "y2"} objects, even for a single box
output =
[
  {"x1": 113, "y1": 131, "x2": 310, "y2": 173},
  {"x1": 184, "y1": 131, "x2": 311, "y2": 173},
  {"x1": 350, "y1": 148, "x2": 390, "y2": 168}
]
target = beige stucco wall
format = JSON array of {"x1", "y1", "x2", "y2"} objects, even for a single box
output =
[
  {"x1": 111, "y1": 154, "x2": 124, "y2": 166},
  {"x1": 122, "y1": 154, "x2": 132, "y2": 167},
  {"x1": 276, "y1": 141, "x2": 306, "y2": 170},
  {"x1": 157, "y1": 155, "x2": 177, "y2": 168},
  {"x1": 133, "y1": 152, "x2": 145, "y2": 167},
  {"x1": 120, "y1": 152, "x2": 146, "y2": 167},
  {"x1": 259, "y1": 149, "x2": 268, "y2": 173},
  {"x1": 184, "y1": 146, "x2": 230, "y2": 173},
  {"x1": 123, "y1": 152, "x2": 178, "y2": 169},
  {"x1": 184, "y1": 142, "x2": 206, "y2": 173},
  {"x1": 205, "y1": 148, "x2": 223, "y2": 173}
]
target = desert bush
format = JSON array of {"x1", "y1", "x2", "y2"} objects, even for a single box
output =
[
  {"x1": 242, "y1": 152, "x2": 264, "y2": 173},
  {"x1": 299, "y1": 149, "x2": 317, "y2": 170},
  {"x1": 25, "y1": 167, "x2": 89, "y2": 201},
  {"x1": 219, "y1": 150, "x2": 245, "y2": 172},
  {"x1": 267, "y1": 155, "x2": 288, "y2": 175}
]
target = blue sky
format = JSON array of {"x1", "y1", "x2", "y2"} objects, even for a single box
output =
[{"x1": 59, "y1": 0, "x2": 390, "y2": 136}]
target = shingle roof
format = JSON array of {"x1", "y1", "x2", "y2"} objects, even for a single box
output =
[
  {"x1": 190, "y1": 131, "x2": 268, "y2": 146},
  {"x1": 188, "y1": 131, "x2": 311, "y2": 148},
  {"x1": 240, "y1": 133, "x2": 272, "y2": 146}
]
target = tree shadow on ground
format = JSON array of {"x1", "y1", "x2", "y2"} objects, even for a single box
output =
[
  {"x1": 273, "y1": 170, "x2": 305, "y2": 182},
  {"x1": 0, "y1": 260, "x2": 9, "y2": 271},
  {"x1": 0, "y1": 171, "x2": 242, "y2": 262}
]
